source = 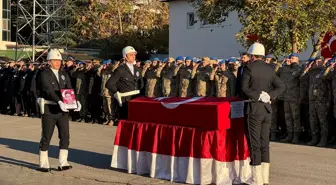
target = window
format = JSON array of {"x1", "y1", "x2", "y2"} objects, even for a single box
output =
[
  {"x1": 2, "y1": 0, "x2": 11, "y2": 41},
  {"x1": 201, "y1": 19, "x2": 210, "y2": 26},
  {"x1": 2, "y1": 31, "x2": 10, "y2": 41},
  {"x1": 3, "y1": 0, "x2": 7, "y2": 10},
  {"x1": 2, "y1": 20, "x2": 8, "y2": 30},
  {"x1": 200, "y1": 18, "x2": 219, "y2": 28},
  {"x1": 187, "y1": 12, "x2": 195, "y2": 28}
]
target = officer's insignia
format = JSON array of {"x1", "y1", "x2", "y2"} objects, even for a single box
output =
[
  {"x1": 61, "y1": 75, "x2": 65, "y2": 80},
  {"x1": 316, "y1": 74, "x2": 320, "y2": 79},
  {"x1": 136, "y1": 71, "x2": 139, "y2": 77},
  {"x1": 187, "y1": 69, "x2": 191, "y2": 73}
]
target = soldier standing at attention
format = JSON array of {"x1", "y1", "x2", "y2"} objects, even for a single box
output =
[
  {"x1": 242, "y1": 42, "x2": 284, "y2": 185},
  {"x1": 105, "y1": 46, "x2": 143, "y2": 119},
  {"x1": 177, "y1": 56, "x2": 194, "y2": 97},
  {"x1": 236, "y1": 52, "x2": 250, "y2": 97},
  {"x1": 156, "y1": 57, "x2": 179, "y2": 97},
  {"x1": 38, "y1": 49, "x2": 81, "y2": 172},
  {"x1": 191, "y1": 57, "x2": 213, "y2": 97},
  {"x1": 265, "y1": 55, "x2": 282, "y2": 141},
  {"x1": 142, "y1": 58, "x2": 161, "y2": 98},
  {"x1": 324, "y1": 58, "x2": 336, "y2": 147},
  {"x1": 301, "y1": 58, "x2": 331, "y2": 147},
  {"x1": 210, "y1": 60, "x2": 236, "y2": 97},
  {"x1": 279, "y1": 53, "x2": 302, "y2": 144},
  {"x1": 98, "y1": 60, "x2": 119, "y2": 125}
]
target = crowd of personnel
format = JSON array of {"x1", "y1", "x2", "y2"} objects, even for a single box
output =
[{"x1": 0, "y1": 52, "x2": 336, "y2": 147}]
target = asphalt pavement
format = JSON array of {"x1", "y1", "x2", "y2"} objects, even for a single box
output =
[{"x1": 0, "y1": 115, "x2": 335, "y2": 185}]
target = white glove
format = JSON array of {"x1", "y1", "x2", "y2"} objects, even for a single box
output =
[
  {"x1": 37, "y1": 98, "x2": 41, "y2": 104},
  {"x1": 259, "y1": 91, "x2": 271, "y2": 103},
  {"x1": 74, "y1": 101, "x2": 82, "y2": 112},
  {"x1": 58, "y1": 101, "x2": 69, "y2": 112}
]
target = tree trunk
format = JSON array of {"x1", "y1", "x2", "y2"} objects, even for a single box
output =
[
  {"x1": 292, "y1": 42, "x2": 298, "y2": 53},
  {"x1": 117, "y1": 4, "x2": 123, "y2": 34},
  {"x1": 310, "y1": 32, "x2": 326, "y2": 58},
  {"x1": 290, "y1": 22, "x2": 298, "y2": 53}
]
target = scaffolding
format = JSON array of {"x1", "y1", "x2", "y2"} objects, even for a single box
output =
[{"x1": 14, "y1": 0, "x2": 68, "y2": 62}]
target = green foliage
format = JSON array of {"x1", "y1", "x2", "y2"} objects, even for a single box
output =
[
  {"x1": 63, "y1": 0, "x2": 169, "y2": 57},
  {"x1": 189, "y1": 0, "x2": 336, "y2": 58}
]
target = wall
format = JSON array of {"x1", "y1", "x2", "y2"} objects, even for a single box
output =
[{"x1": 168, "y1": 0, "x2": 315, "y2": 60}]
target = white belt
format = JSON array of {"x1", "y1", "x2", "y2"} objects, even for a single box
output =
[
  {"x1": 37, "y1": 98, "x2": 57, "y2": 114},
  {"x1": 114, "y1": 90, "x2": 140, "y2": 107}
]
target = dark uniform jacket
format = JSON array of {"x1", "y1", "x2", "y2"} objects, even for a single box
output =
[
  {"x1": 236, "y1": 65, "x2": 247, "y2": 98},
  {"x1": 106, "y1": 63, "x2": 144, "y2": 103},
  {"x1": 242, "y1": 60, "x2": 285, "y2": 115},
  {"x1": 39, "y1": 68, "x2": 72, "y2": 115}
]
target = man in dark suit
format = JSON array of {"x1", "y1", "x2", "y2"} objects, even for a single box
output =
[
  {"x1": 106, "y1": 46, "x2": 144, "y2": 120},
  {"x1": 38, "y1": 49, "x2": 81, "y2": 172},
  {"x1": 242, "y1": 42, "x2": 285, "y2": 185},
  {"x1": 236, "y1": 52, "x2": 250, "y2": 97}
]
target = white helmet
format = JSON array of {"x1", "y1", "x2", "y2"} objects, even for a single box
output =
[
  {"x1": 247, "y1": 42, "x2": 265, "y2": 56},
  {"x1": 47, "y1": 49, "x2": 62, "y2": 60},
  {"x1": 122, "y1": 46, "x2": 137, "y2": 58}
]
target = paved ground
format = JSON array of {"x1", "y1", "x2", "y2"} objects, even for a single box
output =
[{"x1": 0, "y1": 115, "x2": 335, "y2": 185}]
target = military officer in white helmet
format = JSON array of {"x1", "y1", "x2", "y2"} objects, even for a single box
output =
[
  {"x1": 37, "y1": 49, "x2": 81, "y2": 172},
  {"x1": 106, "y1": 46, "x2": 143, "y2": 119},
  {"x1": 241, "y1": 42, "x2": 284, "y2": 185}
]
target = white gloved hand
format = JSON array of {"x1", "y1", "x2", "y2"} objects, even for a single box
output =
[
  {"x1": 58, "y1": 101, "x2": 69, "y2": 112},
  {"x1": 74, "y1": 101, "x2": 82, "y2": 112},
  {"x1": 37, "y1": 98, "x2": 41, "y2": 104},
  {"x1": 260, "y1": 91, "x2": 271, "y2": 103}
]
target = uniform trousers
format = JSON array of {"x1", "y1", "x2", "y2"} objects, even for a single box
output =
[
  {"x1": 270, "y1": 99, "x2": 279, "y2": 133},
  {"x1": 245, "y1": 113, "x2": 271, "y2": 166},
  {"x1": 309, "y1": 100, "x2": 329, "y2": 136},
  {"x1": 39, "y1": 113, "x2": 70, "y2": 151},
  {"x1": 284, "y1": 101, "x2": 301, "y2": 132},
  {"x1": 76, "y1": 94, "x2": 88, "y2": 118}
]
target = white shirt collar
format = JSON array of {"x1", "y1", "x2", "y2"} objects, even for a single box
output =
[
  {"x1": 126, "y1": 63, "x2": 134, "y2": 75},
  {"x1": 50, "y1": 68, "x2": 59, "y2": 81}
]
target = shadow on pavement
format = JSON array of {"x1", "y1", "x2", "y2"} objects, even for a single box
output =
[
  {"x1": 0, "y1": 156, "x2": 39, "y2": 169},
  {"x1": 0, "y1": 137, "x2": 111, "y2": 169}
]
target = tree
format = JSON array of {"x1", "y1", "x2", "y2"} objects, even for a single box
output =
[
  {"x1": 189, "y1": 0, "x2": 336, "y2": 58},
  {"x1": 64, "y1": 0, "x2": 169, "y2": 59}
]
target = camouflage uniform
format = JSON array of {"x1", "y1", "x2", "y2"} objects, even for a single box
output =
[
  {"x1": 192, "y1": 65, "x2": 213, "y2": 97},
  {"x1": 176, "y1": 64, "x2": 194, "y2": 97},
  {"x1": 299, "y1": 67, "x2": 311, "y2": 141},
  {"x1": 157, "y1": 64, "x2": 178, "y2": 97},
  {"x1": 304, "y1": 67, "x2": 331, "y2": 146},
  {"x1": 142, "y1": 66, "x2": 161, "y2": 98},
  {"x1": 325, "y1": 67, "x2": 336, "y2": 118},
  {"x1": 210, "y1": 68, "x2": 236, "y2": 97},
  {"x1": 98, "y1": 65, "x2": 118, "y2": 125},
  {"x1": 278, "y1": 63, "x2": 302, "y2": 142},
  {"x1": 269, "y1": 62, "x2": 283, "y2": 140},
  {"x1": 324, "y1": 66, "x2": 336, "y2": 145}
]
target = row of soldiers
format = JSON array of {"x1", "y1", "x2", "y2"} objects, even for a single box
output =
[{"x1": 0, "y1": 53, "x2": 335, "y2": 147}]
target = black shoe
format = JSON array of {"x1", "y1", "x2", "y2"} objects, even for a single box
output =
[
  {"x1": 37, "y1": 168, "x2": 51, "y2": 172},
  {"x1": 307, "y1": 135, "x2": 319, "y2": 146},
  {"x1": 281, "y1": 132, "x2": 293, "y2": 143},
  {"x1": 270, "y1": 132, "x2": 277, "y2": 141},
  {"x1": 58, "y1": 166, "x2": 72, "y2": 171},
  {"x1": 317, "y1": 136, "x2": 327, "y2": 147},
  {"x1": 292, "y1": 132, "x2": 300, "y2": 144},
  {"x1": 328, "y1": 136, "x2": 336, "y2": 144}
]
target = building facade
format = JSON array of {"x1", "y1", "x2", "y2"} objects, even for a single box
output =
[{"x1": 166, "y1": 0, "x2": 315, "y2": 60}]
